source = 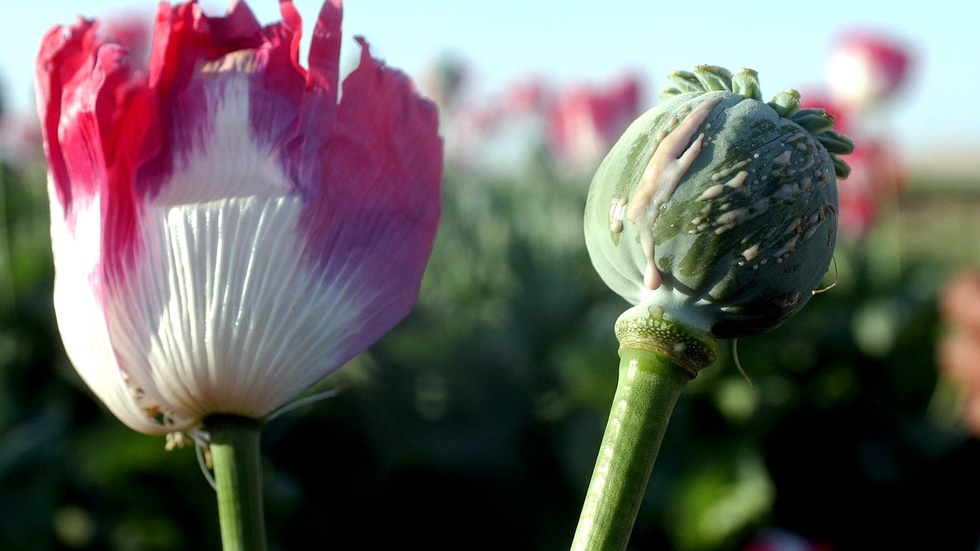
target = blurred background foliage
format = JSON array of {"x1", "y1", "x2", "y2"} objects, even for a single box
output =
[{"x1": 2, "y1": 33, "x2": 980, "y2": 551}]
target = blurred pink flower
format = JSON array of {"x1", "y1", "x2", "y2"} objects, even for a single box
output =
[
  {"x1": 801, "y1": 91, "x2": 905, "y2": 238},
  {"x1": 546, "y1": 74, "x2": 642, "y2": 172},
  {"x1": 801, "y1": 30, "x2": 912, "y2": 237},
  {"x1": 441, "y1": 75, "x2": 547, "y2": 173},
  {"x1": 0, "y1": 111, "x2": 44, "y2": 167},
  {"x1": 501, "y1": 78, "x2": 546, "y2": 115},
  {"x1": 35, "y1": 0, "x2": 442, "y2": 434},
  {"x1": 939, "y1": 272, "x2": 980, "y2": 436},
  {"x1": 828, "y1": 29, "x2": 912, "y2": 113},
  {"x1": 0, "y1": 73, "x2": 42, "y2": 166},
  {"x1": 438, "y1": 69, "x2": 643, "y2": 176},
  {"x1": 834, "y1": 136, "x2": 904, "y2": 236}
]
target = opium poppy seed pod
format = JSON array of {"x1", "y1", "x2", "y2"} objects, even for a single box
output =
[
  {"x1": 36, "y1": 0, "x2": 442, "y2": 436},
  {"x1": 585, "y1": 66, "x2": 853, "y2": 339}
]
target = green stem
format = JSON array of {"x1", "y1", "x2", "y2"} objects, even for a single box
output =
[
  {"x1": 571, "y1": 309, "x2": 717, "y2": 551},
  {"x1": 570, "y1": 348, "x2": 690, "y2": 550},
  {"x1": 206, "y1": 415, "x2": 267, "y2": 551}
]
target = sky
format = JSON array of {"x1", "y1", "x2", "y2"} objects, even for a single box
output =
[{"x1": 2, "y1": 0, "x2": 979, "y2": 174}]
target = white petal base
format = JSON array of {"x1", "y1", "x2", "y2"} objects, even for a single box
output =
[
  {"x1": 108, "y1": 195, "x2": 366, "y2": 424},
  {"x1": 49, "y1": 181, "x2": 181, "y2": 435}
]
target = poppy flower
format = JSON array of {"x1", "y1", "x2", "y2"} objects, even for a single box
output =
[{"x1": 35, "y1": 0, "x2": 442, "y2": 435}]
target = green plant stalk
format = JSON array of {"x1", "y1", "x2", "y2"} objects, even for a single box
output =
[
  {"x1": 206, "y1": 414, "x2": 267, "y2": 551},
  {"x1": 571, "y1": 311, "x2": 717, "y2": 551}
]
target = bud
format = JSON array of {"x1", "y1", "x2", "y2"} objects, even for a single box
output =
[{"x1": 584, "y1": 66, "x2": 854, "y2": 338}]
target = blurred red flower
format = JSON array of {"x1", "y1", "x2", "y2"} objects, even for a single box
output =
[
  {"x1": 828, "y1": 29, "x2": 912, "y2": 112},
  {"x1": 802, "y1": 28, "x2": 913, "y2": 238},
  {"x1": 546, "y1": 74, "x2": 643, "y2": 172}
]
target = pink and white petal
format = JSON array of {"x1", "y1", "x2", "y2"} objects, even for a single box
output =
[
  {"x1": 108, "y1": 195, "x2": 374, "y2": 422},
  {"x1": 297, "y1": 38, "x2": 442, "y2": 366},
  {"x1": 138, "y1": 0, "x2": 270, "y2": 195},
  {"x1": 274, "y1": 0, "x2": 342, "y2": 193},
  {"x1": 41, "y1": 0, "x2": 443, "y2": 431},
  {"x1": 38, "y1": 17, "x2": 162, "y2": 285},
  {"x1": 296, "y1": 0, "x2": 342, "y2": 94},
  {"x1": 36, "y1": 18, "x2": 100, "y2": 206},
  {"x1": 154, "y1": 62, "x2": 296, "y2": 205},
  {"x1": 105, "y1": 68, "x2": 364, "y2": 421},
  {"x1": 49, "y1": 182, "x2": 187, "y2": 435}
]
